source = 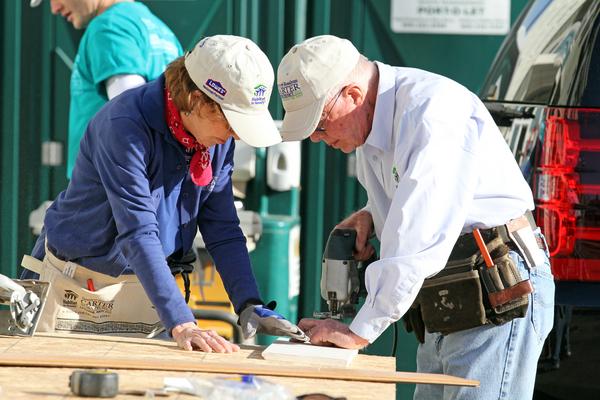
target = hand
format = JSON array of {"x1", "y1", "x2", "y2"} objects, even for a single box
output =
[
  {"x1": 298, "y1": 318, "x2": 369, "y2": 349},
  {"x1": 336, "y1": 210, "x2": 375, "y2": 261},
  {"x1": 239, "y1": 303, "x2": 307, "y2": 341},
  {"x1": 171, "y1": 322, "x2": 240, "y2": 353}
]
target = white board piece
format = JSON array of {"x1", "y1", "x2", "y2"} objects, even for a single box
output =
[{"x1": 262, "y1": 340, "x2": 358, "y2": 368}]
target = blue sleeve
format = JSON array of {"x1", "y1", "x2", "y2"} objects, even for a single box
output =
[
  {"x1": 198, "y1": 142, "x2": 262, "y2": 313},
  {"x1": 91, "y1": 116, "x2": 194, "y2": 332}
]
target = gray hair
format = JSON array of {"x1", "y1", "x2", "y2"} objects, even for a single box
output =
[{"x1": 325, "y1": 55, "x2": 370, "y2": 101}]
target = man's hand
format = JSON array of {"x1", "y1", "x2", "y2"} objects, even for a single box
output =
[
  {"x1": 239, "y1": 303, "x2": 307, "y2": 341},
  {"x1": 298, "y1": 318, "x2": 369, "y2": 349},
  {"x1": 336, "y1": 210, "x2": 374, "y2": 261},
  {"x1": 171, "y1": 322, "x2": 240, "y2": 353}
]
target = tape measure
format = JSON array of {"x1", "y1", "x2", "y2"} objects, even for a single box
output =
[{"x1": 69, "y1": 369, "x2": 119, "y2": 398}]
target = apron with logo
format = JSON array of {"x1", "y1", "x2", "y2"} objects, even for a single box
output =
[{"x1": 21, "y1": 245, "x2": 162, "y2": 337}]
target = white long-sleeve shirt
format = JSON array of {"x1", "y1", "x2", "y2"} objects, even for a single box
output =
[{"x1": 349, "y1": 62, "x2": 534, "y2": 342}]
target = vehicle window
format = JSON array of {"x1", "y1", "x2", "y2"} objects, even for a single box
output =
[{"x1": 481, "y1": 0, "x2": 591, "y2": 103}]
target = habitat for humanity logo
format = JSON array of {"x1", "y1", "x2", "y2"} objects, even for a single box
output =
[
  {"x1": 278, "y1": 79, "x2": 303, "y2": 100},
  {"x1": 63, "y1": 289, "x2": 78, "y2": 307},
  {"x1": 204, "y1": 79, "x2": 227, "y2": 100},
  {"x1": 252, "y1": 84, "x2": 267, "y2": 105}
]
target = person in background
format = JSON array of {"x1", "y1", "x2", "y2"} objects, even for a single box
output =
[
  {"x1": 20, "y1": 35, "x2": 304, "y2": 352},
  {"x1": 278, "y1": 35, "x2": 554, "y2": 400},
  {"x1": 30, "y1": 0, "x2": 182, "y2": 178}
]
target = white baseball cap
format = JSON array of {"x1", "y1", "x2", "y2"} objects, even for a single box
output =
[
  {"x1": 277, "y1": 35, "x2": 360, "y2": 141},
  {"x1": 30, "y1": 0, "x2": 42, "y2": 7},
  {"x1": 184, "y1": 35, "x2": 281, "y2": 148}
]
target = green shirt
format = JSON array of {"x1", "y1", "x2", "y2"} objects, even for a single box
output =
[{"x1": 67, "y1": 2, "x2": 182, "y2": 177}]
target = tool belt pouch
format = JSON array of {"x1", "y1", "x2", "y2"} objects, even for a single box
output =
[
  {"x1": 418, "y1": 255, "x2": 487, "y2": 335},
  {"x1": 480, "y1": 249, "x2": 532, "y2": 325},
  {"x1": 402, "y1": 303, "x2": 426, "y2": 344}
]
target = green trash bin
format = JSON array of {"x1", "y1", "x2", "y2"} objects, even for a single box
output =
[{"x1": 250, "y1": 214, "x2": 300, "y2": 345}]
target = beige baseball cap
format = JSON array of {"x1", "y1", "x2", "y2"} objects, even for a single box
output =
[
  {"x1": 185, "y1": 35, "x2": 281, "y2": 148},
  {"x1": 277, "y1": 35, "x2": 360, "y2": 141}
]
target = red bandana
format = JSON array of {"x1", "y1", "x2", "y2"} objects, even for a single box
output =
[{"x1": 164, "y1": 87, "x2": 212, "y2": 186}]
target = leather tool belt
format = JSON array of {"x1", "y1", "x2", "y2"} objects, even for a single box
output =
[{"x1": 403, "y1": 211, "x2": 547, "y2": 343}]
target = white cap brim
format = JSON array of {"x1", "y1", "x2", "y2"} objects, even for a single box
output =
[
  {"x1": 30, "y1": 0, "x2": 42, "y2": 7},
  {"x1": 279, "y1": 96, "x2": 328, "y2": 141},
  {"x1": 223, "y1": 109, "x2": 282, "y2": 148}
]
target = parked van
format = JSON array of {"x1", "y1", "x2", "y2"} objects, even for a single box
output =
[{"x1": 480, "y1": 0, "x2": 600, "y2": 397}]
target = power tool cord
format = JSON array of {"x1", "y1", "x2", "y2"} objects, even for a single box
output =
[{"x1": 391, "y1": 321, "x2": 398, "y2": 356}]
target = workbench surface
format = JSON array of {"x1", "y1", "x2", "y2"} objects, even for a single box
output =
[{"x1": 0, "y1": 333, "x2": 396, "y2": 399}]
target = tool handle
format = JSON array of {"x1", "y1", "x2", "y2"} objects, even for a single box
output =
[
  {"x1": 472, "y1": 229, "x2": 494, "y2": 268},
  {"x1": 324, "y1": 228, "x2": 357, "y2": 260}
]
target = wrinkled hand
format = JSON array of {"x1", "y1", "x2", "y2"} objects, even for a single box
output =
[
  {"x1": 336, "y1": 210, "x2": 375, "y2": 261},
  {"x1": 239, "y1": 303, "x2": 306, "y2": 341},
  {"x1": 299, "y1": 318, "x2": 369, "y2": 349},
  {"x1": 172, "y1": 322, "x2": 240, "y2": 353}
]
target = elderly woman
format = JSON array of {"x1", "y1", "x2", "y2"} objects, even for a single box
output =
[{"x1": 21, "y1": 35, "x2": 303, "y2": 352}]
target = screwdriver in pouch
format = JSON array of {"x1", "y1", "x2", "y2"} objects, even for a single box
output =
[{"x1": 472, "y1": 228, "x2": 533, "y2": 308}]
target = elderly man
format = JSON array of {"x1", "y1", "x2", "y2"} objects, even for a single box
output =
[
  {"x1": 278, "y1": 35, "x2": 554, "y2": 400},
  {"x1": 31, "y1": 0, "x2": 182, "y2": 178}
]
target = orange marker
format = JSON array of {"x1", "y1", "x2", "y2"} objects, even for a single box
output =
[
  {"x1": 473, "y1": 228, "x2": 494, "y2": 268},
  {"x1": 87, "y1": 278, "x2": 96, "y2": 292}
]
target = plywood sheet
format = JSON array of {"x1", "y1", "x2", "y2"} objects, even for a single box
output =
[
  {"x1": 0, "y1": 367, "x2": 391, "y2": 400},
  {"x1": 0, "y1": 333, "x2": 397, "y2": 399},
  {"x1": 0, "y1": 333, "x2": 478, "y2": 400},
  {"x1": 262, "y1": 339, "x2": 358, "y2": 367}
]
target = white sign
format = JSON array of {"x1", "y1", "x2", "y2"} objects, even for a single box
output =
[{"x1": 391, "y1": 0, "x2": 510, "y2": 35}]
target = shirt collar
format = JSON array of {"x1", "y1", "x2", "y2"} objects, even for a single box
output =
[
  {"x1": 142, "y1": 74, "x2": 170, "y2": 133},
  {"x1": 365, "y1": 61, "x2": 396, "y2": 152},
  {"x1": 141, "y1": 74, "x2": 180, "y2": 148}
]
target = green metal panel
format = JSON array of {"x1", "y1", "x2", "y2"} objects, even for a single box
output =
[
  {"x1": 251, "y1": 215, "x2": 300, "y2": 345},
  {"x1": 297, "y1": 0, "x2": 331, "y2": 320},
  {"x1": 0, "y1": 1, "x2": 22, "y2": 278},
  {"x1": 331, "y1": 0, "x2": 530, "y2": 93}
]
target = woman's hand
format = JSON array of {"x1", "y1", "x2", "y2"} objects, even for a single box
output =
[
  {"x1": 336, "y1": 210, "x2": 375, "y2": 261},
  {"x1": 171, "y1": 322, "x2": 240, "y2": 353}
]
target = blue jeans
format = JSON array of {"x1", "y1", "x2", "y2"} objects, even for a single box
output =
[{"x1": 414, "y1": 239, "x2": 555, "y2": 400}]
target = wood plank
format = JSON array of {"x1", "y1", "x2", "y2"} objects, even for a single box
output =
[
  {"x1": 0, "y1": 334, "x2": 400, "y2": 399},
  {"x1": 0, "y1": 366, "x2": 393, "y2": 400},
  {"x1": 0, "y1": 353, "x2": 478, "y2": 386},
  {"x1": 262, "y1": 340, "x2": 358, "y2": 367}
]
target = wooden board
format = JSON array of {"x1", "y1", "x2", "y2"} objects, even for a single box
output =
[
  {"x1": 0, "y1": 333, "x2": 477, "y2": 399},
  {"x1": 262, "y1": 339, "x2": 358, "y2": 367},
  {"x1": 0, "y1": 353, "x2": 479, "y2": 385}
]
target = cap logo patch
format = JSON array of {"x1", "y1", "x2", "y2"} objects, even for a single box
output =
[
  {"x1": 204, "y1": 79, "x2": 227, "y2": 99},
  {"x1": 252, "y1": 84, "x2": 267, "y2": 105},
  {"x1": 278, "y1": 79, "x2": 303, "y2": 100}
]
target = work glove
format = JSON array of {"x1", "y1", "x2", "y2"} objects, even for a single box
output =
[{"x1": 238, "y1": 301, "x2": 308, "y2": 342}]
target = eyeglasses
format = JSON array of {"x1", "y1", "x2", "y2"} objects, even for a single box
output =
[{"x1": 315, "y1": 87, "x2": 345, "y2": 133}]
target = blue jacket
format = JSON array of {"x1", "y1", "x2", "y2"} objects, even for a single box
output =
[{"x1": 31, "y1": 75, "x2": 261, "y2": 331}]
